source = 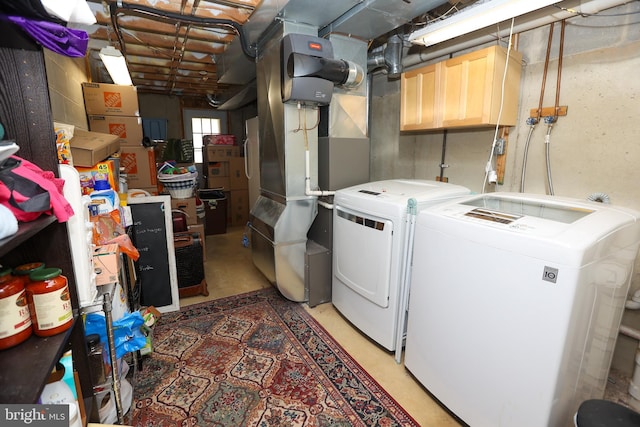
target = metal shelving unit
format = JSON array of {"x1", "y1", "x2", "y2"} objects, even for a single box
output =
[{"x1": 0, "y1": 37, "x2": 94, "y2": 418}]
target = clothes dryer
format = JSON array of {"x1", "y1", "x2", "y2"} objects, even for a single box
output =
[
  {"x1": 405, "y1": 192, "x2": 640, "y2": 427},
  {"x1": 332, "y1": 179, "x2": 470, "y2": 352}
]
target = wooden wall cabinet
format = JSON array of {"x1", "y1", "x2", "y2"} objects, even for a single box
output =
[
  {"x1": 400, "y1": 45, "x2": 523, "y2": 131},
  {"x1": 400, "y1": 62, "x2": 440, "y2": 131}
]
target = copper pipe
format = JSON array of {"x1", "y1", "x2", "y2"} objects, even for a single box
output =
[
  {"x1": 537, "y1": 22, "x2": 554, "y2": 121},
  {"x1": 554, "y1": 20, "x2": 566, "y2": 119}
]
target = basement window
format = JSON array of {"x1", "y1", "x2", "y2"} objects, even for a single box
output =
[{"x1": 191, "y1": 117, "x2": 221, "y2": 163}]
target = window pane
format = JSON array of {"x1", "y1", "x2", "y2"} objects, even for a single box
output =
[
  {"x1": 192, "y1": 134, "x2": 203, "y2": 149},
  {"x1": 192, "y1": 118, "x2": 202, "y2": 133},
  {"x1": 202, "y1": 119, "x2": 212, "y2": 134},
  {"x1": 190, "y1": 117, "x2": 223, "y2": 164},
  {"x1": 211, "y1": 119, "x2": 221, "y2": 134}
]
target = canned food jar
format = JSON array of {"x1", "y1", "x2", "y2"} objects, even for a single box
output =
[
  {"x1": 26, "y1": 268, "x2": 73, "y2": 337},
  {"x1": 0, "y1": 268, "x2": 33, "y2": 350},
  {"x1": 13, "y1": 262, "x2": 45, "y2": 285}
]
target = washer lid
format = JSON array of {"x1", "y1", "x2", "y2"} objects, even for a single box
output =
[{"x1": 337, "y1": 179, "x2": 470, "y2": 206}]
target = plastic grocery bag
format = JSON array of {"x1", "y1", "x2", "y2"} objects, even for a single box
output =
[{"x1": 85, "y1": 311, "x2": 146, "y2": 360}]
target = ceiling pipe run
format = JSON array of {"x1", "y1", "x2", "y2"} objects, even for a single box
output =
[
  {"x1": 107, "y1": 1, "x2": 257, "y2": 59},
  {"x1": 403, "y1": 0, "x2": 630, "y2": 68},
  {"x1": 367, "y1": 33, "x2": 405, "y2": 78}
]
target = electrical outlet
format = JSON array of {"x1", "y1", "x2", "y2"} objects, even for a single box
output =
[{"x1": 494, "y1": 138, "x2": 506, "y2": 155}]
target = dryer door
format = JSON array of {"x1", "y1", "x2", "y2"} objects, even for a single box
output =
[{"x1": 334, "y1": 205, "x2": 394, "y2": 308}]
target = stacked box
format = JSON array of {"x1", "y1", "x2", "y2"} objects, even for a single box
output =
[
  {"x1": 229, "y1": 189, "x2": 250, "y2": 227},
  {"x1": 88, "y1": 115, "x2": 143, "y2": 146},
  {"x1": 82, "y1": 83, "x2": 140, "y2": 116},
  {"x1": 69, "y1": 129, "x2": 121, "y2": 168},
  {"x1": 205, "y1": 146, "x2": 239, "y2": 190},
  {"x1": 120, "y1": 146, "x2": 157, "y2": 188},
  {"x1": 202, "y1": 138, "x2": 251, "y2": 230},
  {"x1": 82, "y1": 83, "x2": 156, "y2": 193},
  {"x1": 171, "y1": 197, "x2": 198, "y2": 226}
]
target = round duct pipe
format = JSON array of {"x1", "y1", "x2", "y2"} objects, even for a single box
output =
[
  {"x1": 206, "y1": 94, "x2": 221, "y2": 108},
  {"x1": 287, "y1": 53, "x2": 364, "y2": 88},
  {"x1": 384, "y1": 34, "x2": 404, "y2": 78},
  {"x1": 367, "y1": 34, "x2": 404, "y2": 78}
]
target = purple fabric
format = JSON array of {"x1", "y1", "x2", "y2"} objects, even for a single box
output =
[{"x1": 5, "y1": 15, "x2": 88, "y2": 57}]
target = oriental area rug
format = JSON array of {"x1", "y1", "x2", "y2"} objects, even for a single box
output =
[{"x1": 131, "y1": 287, "x2": 419, "y2": 427}]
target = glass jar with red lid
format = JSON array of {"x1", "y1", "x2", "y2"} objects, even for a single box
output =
[
  {"x1": 0, "y1": 268, "x2": 33, "y2": 350},
  {"x1": 26, "y1": 268, "x2": 73, "y2": 337}
]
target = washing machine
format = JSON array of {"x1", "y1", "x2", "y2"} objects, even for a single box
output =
[
  {"x1": 404, "y1": 192, "x2": 640, "y2": 427},
  {"x1": 332, "y1": 179, "x2": 470, "y2": 352}
]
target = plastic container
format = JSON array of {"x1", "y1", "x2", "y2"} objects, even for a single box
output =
[
  {"x1": 13, "y1": 262, "x2": 45, "y2": 285},
  {"x1": 0, "y1": 268, "x2": 33, "y2": 350},
  {"x1": 26, "y1": 268, "x2": 73, "y2": 337},
  {"x1": 199, "y1": 189, "x2": 227, "y2": 235}
]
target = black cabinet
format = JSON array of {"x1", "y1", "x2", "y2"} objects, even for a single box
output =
[{"x1": 0, "y1": 41, "x2": 93, "y2": 411}]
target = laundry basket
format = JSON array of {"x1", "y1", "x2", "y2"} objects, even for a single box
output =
[{"x1": 157, "y1": 170, "x2": 198, "y2": 199}]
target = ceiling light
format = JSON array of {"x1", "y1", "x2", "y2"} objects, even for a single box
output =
[
  {"x1": 408, "y1": 0, "x2": 560, "y2": 47},
  {"x1": 99, "y1": 46, "x2": 133, "y2": 86}
]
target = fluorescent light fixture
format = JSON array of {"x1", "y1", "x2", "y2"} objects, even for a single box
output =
[
  {"x1": 408, "y1": 0, "x2": 559, "y2": 47},
  {"x1": 99, "y1": 46, "x2": 133, "y2": 86}
]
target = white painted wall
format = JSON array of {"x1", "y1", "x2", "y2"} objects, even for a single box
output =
[{"x1": 370, "y1": 2, "x2": 640, "y2": 373}]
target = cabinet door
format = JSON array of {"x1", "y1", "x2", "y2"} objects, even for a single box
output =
[
  {"x1": 400, "y1": 62, "x2": 440, "y2": 131},
  {"x1": 441, "y1": 45, "x2": 522, "y2": 128},
  {"x1": 441, "y1": 47, "x2": 494, "y2": 127}
]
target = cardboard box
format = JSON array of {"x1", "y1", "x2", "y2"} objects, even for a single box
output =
[
  {"x1": 127, "y1": 186, "x2": 158, "y2": 197},
  {"x1": 120, "y1": 146, "x2": 157, "y2": 188},
  {"x1": 82, "y1": 82, "x2": 140, "y2": 116},
  {"x1": 228, "y1": 157, "x2": 248, "y2": 190},
  {"x1": 230, "y1": 189, "x2": 250, "y2": 227},
  {"x1": 204, "y1": 134, "x2": 236, "y2": 146},
  {"x1": 208, "y1": 161, "x2": 229, "y2": 177},
  {"x1": 171, "y1": 196, "x2": 197, "y2": 225},
  {"x1": 93, "y1": 243, "x2": 120, "y2": 286},
  {"x1": 89, "y1": 115, "x2": 143, "y2": 146},
  {"x1": 206, "y1": 145, "x2": 239, "y2": 161},
  {"x1": 69, "y1": 129, "x2": 121, "y2": 167},
  {"x1": 207, "y1": 176, "x2": 230, "y2": 190},
  {"x1": 76, "y1": 160, "x2": 119, "y2": 195}
]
